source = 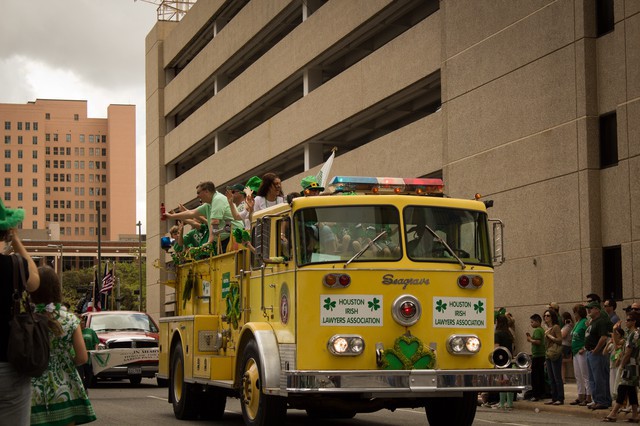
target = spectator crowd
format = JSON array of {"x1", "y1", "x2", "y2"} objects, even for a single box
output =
[{"x1": 488, "y1": 295, "x2": 640, "y2": 423}]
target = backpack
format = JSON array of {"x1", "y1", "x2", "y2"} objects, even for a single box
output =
[{"x1": 7, "y1": 254, "x2": 51, "y2": 377}]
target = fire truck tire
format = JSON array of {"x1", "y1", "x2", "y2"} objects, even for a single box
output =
[
  {"x1": 129, "y1": 375, "x2": 142, "y2": 386},
  {"x1": 170, "y1": 342, "x2": 198, "y2": 420},
  {"x1": 424, "y1": 392, "x2": 477, "y2": 426},
  {"x1": 240, "y1": 339, "x2": 286, "y2": 425}
]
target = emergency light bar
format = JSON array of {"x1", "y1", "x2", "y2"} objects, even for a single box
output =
[{"x1": 328, "y1": 176, "x2": 444, "y2": 196}]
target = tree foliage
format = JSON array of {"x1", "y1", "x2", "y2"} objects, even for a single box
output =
[{"x1": 61, "y1": 261, "x2": 147, "y2": 313}]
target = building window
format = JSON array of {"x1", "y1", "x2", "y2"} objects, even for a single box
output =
[
  {"x1": 4, "y1": 136, "x2": 9, "y2": 144},
  {"x1": 3, "y1": 192, "x2": 9, "y2": 201},
  {"x1": 33, "y1": 122, "x2": 38, "y2": 131},
  {"x1": 32, "y1": 221, "x2": 37, "y2": 229},
  {"x1": 4, "y1": 164, "x2": 9, "y2": 173},
  {"x1": 80, "y1": 134, "x2": 85, "y2": 143},
  {"x1": 600, "y1": 111, "x2": 618, "y2": 168},
  {"x1": 74, "y1": 114, "x2": 79, "y2": 121},
  {"x1": 32, "y1": 193, "x2": 37, "y2": 201},
  {"x1": 4, "y1": 150, "x2": 10, "y2": 158},
  {"x1": 53, "y1": 134, "x2": 58, "y2": 142},
  {"x1": 33, "y1": 178, "x2": 37, "y2": 187},
  {"x1": 17, "y1": 136, "x2": 23, "y2": 145},
  {"x1": 4, "y1": 178, "x2": 10, "y2": 186},
  {"x1": 66, "y1": 134, "x2": 71, "y2": 142},
  {"x1": 32, "y1": 165, "x2": 37, "y2": 173},
  {"x1": 32, "y1": 207, "x2": 37, "y2": 215},
  {"x1": 32, "y1": 151, "x2": 37, "y2": 159},
  {"x1": 46, "y1": 133, "x2": 50, "y2": 142},
  {"x1": 17, "y1": 122, "x2": 22, "y2": 130},
  {"x1": 17, "y1": 150, "x2": 23, "y2": 159},
  {"x1": 17, "y1": 164, "x2": 22, "y2": 173},
  {"x1": 603, "y1": 245, "x2": 622, "y2": 300},
  {"x1": 25, "y1": 122, "x2": 30, "y2": 131},
  {"x1": 17, "y1": 178, "x2": 22, "y2": 187},
  {"x1": 4, "y1": 121, "x2": 10, "y2": 130},
  {"x1": 45, "y1": 113, "x2": 50, "y2": 120},
  {"x1": 32, "y1": 136, "x2": 38, "y2": 144},
  {"x1": 17, "y1": 193, "x2": 22, "y2": 201},
  {"x1": 597, "y1": 0, "x2": 614, "y2": 36}
]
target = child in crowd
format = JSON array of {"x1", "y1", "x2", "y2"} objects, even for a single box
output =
[
  {"x1": 526, "y1": 313, "x2": 545, "y2": 401},
  {"x1": 30, "y1": 266, "x2": 96, "y2": 425}
]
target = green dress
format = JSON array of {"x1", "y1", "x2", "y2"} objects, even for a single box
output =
[{"x1": 31, "y1": 306, "x2": 96, "y2": 425}]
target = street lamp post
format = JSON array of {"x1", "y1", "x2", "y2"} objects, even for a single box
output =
[
  {"x1": 47, "y1": 244, "x2": 64, "y2": 288},
  {"x1": 137, "y1": 221, "x2": 142, "y2": 312}
]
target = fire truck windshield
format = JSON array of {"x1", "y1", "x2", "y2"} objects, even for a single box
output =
[
  {"x1": 404, "y1": 206, "x2": 492, "y2": 266},
  {"x1": 295, "y1": 205, "x2": 401, "y2": 265},
  {"x1": 294, "y1": 204, "x2": 491, "y2": 266}
]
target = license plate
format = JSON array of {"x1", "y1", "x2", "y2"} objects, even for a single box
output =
[{"x1": 127, "y1": 367, "x2": 142, "y2": 375}]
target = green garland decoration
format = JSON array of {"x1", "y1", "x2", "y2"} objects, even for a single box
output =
[
  {"x1": 380, "y1": 334, "x2": 436, "y2": 370},
  {"x1": 225, "y1": 281, "x2": 241, "y2": 329},
  {"x1": 233, "y1": 228, "x2": 250, "y2": 244},
  {"x1": 182, "y1": 268, "x2": 196, "y2": 309}
]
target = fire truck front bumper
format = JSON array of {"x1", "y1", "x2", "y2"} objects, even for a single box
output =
[{"x1": 286, "y1": 368, "x2": 529, "y2": 395}]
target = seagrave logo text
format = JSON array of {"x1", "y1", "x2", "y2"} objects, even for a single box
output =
[{"x1": 381, "y1": 274, "x2": 430, "y2": 289}]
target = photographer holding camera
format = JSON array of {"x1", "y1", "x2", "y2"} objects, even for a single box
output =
[{"x1": 602, "y1": 310, "x2": 640, "y2": 422}]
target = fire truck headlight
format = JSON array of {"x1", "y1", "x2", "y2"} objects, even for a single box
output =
[
  {"x1": 447, "y1": 335, "x2": 481, "y2": 355},
  {"x1": 449, "y1": 337, "x2": 464, "y2": 353},
  {"x1": 328, "y1": 335, "x2": 365, "y2": 356},
  {"x1": 465, "y1": 337, "x2": 481, "y2": 352},
  {"x1": 391, "y1": 295, "x2": 422, "y2": 327}
]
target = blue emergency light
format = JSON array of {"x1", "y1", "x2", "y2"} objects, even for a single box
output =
[{"x1": 328, "y1": 176, "x2": 444, "y2": 195}]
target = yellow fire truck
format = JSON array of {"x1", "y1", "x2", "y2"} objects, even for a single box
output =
[{"x1": 157, "y1": 176, "x2": 530, "y2": 425}]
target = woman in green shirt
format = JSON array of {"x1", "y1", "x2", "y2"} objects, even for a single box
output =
[{"x1": 570, "y1": 304, "x2": 590, "y2": 406}]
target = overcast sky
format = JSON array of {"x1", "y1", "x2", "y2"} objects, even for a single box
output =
[{"x1": 1, "y1": 0, "x2": 159, "y2": 232}]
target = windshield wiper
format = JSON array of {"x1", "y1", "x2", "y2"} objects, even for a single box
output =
[
  {"x1": 344, "y1": 230, "x2": 387, "y2": 268},
  {"x1": 423, "y1": 224, "x2": 466, "y2": 270}
]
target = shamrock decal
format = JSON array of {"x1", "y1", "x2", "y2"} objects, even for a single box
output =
[
  {"x1": 474, "y1": 300, "x2": 484, "y2": 314},
  {"x1": 323, "y1": 297, "x2": 336, "y2": 311},
  {"x1": 380, "y1": 334, "x2": 436, "y2": 370},
  {"x1": 368, "y1": 297, "x2": 381, "y2": 311},
  {"x1": 435, "y1": 299, "x2": 447, "y2": 312}
]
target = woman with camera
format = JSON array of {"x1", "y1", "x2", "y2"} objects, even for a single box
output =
[{"x1": 602, "y1": 310, "x2": 640, "y2": 422}]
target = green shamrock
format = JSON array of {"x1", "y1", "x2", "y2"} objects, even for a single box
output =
[
  {"x1": 435, "y1": 299, "x2": 447, "y2": 312},
  {"x1": 380, "y1": 334, "x2": 436, "y2": 370},
  {"x1": 323, "y1": 297, "x2": 336, "y2": 311},
  {"x1": 474, "y1": 300, "x2": 484, "y2": 314},
  {"x1": 368, "y1": 297, "x2": 381, "y2": 311}
]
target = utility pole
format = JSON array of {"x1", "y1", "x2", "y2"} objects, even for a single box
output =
[
  {"x1": 137, "y1": 221, "x2": 143, "y2": 311},
  {"x1": 47, "y1": 244, "x2": 64, "y2": 288}
]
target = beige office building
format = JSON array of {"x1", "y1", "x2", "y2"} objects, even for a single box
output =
[
  {"x1": 0, "y1": 99, "x2": 137, "y2": 242},
  {"x1": 145, "y1": 0, "x2": 640, "y2": 326}
]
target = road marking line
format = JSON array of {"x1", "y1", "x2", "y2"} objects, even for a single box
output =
[{"x1": 147, "y1": 395, "x2": 165, "y2": 401}]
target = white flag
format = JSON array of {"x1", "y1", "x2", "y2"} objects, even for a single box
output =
[{"x1": 315, "y1": 147, "x2": 336, "y2": 188}]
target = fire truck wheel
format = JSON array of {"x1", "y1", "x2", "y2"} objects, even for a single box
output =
[
  {"x1": 240, "y1": 339, "x2": 286, "y2": 425},
  {"x1": 424, "y1": 392, "x2": 477, "y2": 426},
  {"x1": 129, "y1": 375, "x2": 142, "y2": 386},
  {"x1": 170, "y1": 342, "x2": 199, "y2": 419}
]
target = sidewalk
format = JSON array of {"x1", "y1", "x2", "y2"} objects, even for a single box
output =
[{"x1": 481, "y1": 381, "x2": 632, "y2": 421}]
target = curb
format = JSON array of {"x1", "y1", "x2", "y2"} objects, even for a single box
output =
[{"x1": 515, "y1": 400, "x2": 611, "y2": 419}]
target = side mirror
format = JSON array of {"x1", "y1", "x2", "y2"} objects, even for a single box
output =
[{"x1": 489, "y1": 219, "x2": 505, "y2": 266}]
